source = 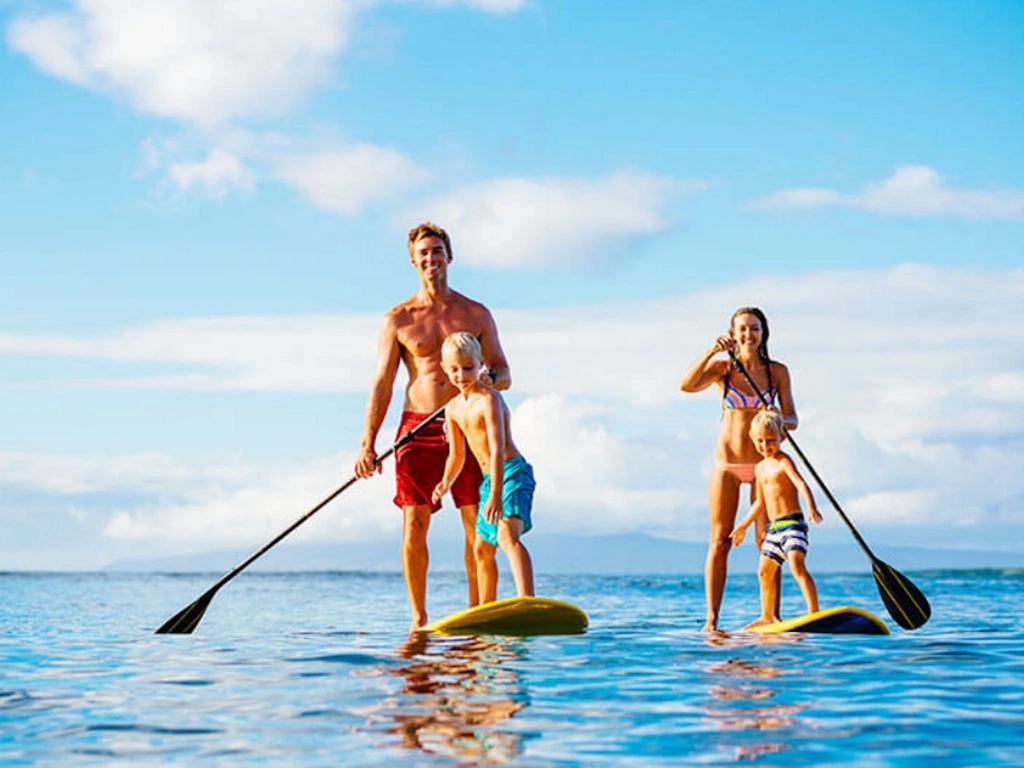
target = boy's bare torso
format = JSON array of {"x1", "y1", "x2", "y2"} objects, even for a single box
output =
[
  {"x1": 755, "y1": 454, "x2": 803, "y2": 519},
  {"x1": 448, "y1": 388, "x2": 520, "y2": 471}
]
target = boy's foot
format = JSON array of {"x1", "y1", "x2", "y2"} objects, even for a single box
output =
[{"x1": 742, "y1": 616, "x2": 780, "y2": 630}]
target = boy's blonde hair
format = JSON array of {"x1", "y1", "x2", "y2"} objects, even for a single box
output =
[
  {"x1": 750, "y1": 409, "x2": 784, "y2": 439},
  {"x1": 441, "y1": 331, "x2": 482, "y2": 363}
]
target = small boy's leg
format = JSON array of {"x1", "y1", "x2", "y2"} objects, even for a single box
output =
[
  {"x1": 459, "y1": 504, "x2": 480, "y2": 607},
  {"x1": 473, "y1": 535, "x2": 499, "y2": 604},
  {"x1": 744, "y1": 556, "x2": 782, "y2": 628},
  {"x1": 786, "y1": 549, "x2": 819, "y2": 614},
  {"x1": 496, "y1": 517, "x2": 534, "y2": 598}
]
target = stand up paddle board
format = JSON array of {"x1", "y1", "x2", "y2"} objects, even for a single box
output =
[
  {"x1": 424, "y1": 596, "x2": 589, "y2": 636},
  {"x1": 746, "y1": 606, "x2": 889, "y2": 635}
]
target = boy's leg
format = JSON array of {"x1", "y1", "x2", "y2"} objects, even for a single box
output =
[
  {"x1": 786, "y1": 550, "x2": 819, "y2": 614},
  {"x1": 744, "y1": 556, "x2": 782, "y2": 628},
  {"x1": 496, "y1": 517, "x2": 534, "y2": 598},
  {"x1": 474, "y1": 535, "x2": 499, "y2": 604},
  {"x1": 459, "y1": 504, "x2": 480, "y2": 607}
]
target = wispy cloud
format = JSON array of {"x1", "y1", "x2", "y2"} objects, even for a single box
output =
[
  {"x1": 404, "y1": 170, "x2": 699, "y2": 268},
  {"x1": 273, "y1": 145, "x2": 431, "y2": 215},
  {"x1": 750, "y1": 165, "x2": 1024, "y2": 221},
  {"x1": 167, "y1": 149, "x2": 255, "y2": 197}
]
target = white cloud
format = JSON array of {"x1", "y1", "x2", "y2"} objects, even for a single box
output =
[
  {"x1": 7, "y1": 0, "x2": 357, "y2": 127},
  {"x1": 274, "y1": 145, "x2": 431, "y2": 215},
  {"x1": 3, "y1": 264, "x2": 1024, "y2": 560},
  {"x1": 167, "y1": 149, "x2": 255, "y2": 197},
  {"x1": 0, "y1": 314, "x2": 380, "y2": 393},
  {"x1": 404, "y1": 170, "x2": 697, "y2": 268},
  {"x1": 751, "y1": 165, "x2": 1024, "y2": 221}
]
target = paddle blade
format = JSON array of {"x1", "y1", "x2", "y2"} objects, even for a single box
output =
[
  {"x1": 155, "y1": 590, "x2": 217, "y2": 635},
  {"x1": 872, "y1": 560, "x2": 931, "y2": 630}
]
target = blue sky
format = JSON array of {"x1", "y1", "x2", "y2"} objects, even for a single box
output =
[{"x1": 1, "y1": 0, "x2": 1022, "y2": 569}]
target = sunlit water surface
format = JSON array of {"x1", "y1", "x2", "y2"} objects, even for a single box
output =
[{"x1": 2, "y1": 570, "x2": 1023, "y2": 765}]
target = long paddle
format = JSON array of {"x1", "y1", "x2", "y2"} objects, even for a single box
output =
[
  {"x1": 728, "y1": 351, "x2": 931, "y2": 630},
  {"x1": 155, "y1": 405, "x2": 447, "y2": 634}
]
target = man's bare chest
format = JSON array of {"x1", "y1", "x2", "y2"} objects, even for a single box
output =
[{"x1": 397, "y1": 311, "x2": 481, "y2": 358}]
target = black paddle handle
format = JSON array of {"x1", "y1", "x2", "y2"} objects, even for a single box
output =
[
  {"x1": 727, "y1": 350, "x2": 876, "y2": 559},
  {"x1": 199, "y1": 404, "x2": 448, "y2": 596}
]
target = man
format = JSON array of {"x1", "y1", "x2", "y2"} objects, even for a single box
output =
[{"x1": 354, "y1": 222, "x2": 511, "y2": 630}]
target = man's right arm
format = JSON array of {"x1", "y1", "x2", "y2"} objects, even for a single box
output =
[{"x1": 354, "y1": 315, "x2": 402, "y2": 478}]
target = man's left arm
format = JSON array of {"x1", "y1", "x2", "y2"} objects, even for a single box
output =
[{"x1": 478, "y1": 308, "x2": 511, "y2": 391}]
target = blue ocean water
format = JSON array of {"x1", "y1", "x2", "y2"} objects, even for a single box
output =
[{"x1": 1, "y1": 569, "x2": 1023, "y2": 765}]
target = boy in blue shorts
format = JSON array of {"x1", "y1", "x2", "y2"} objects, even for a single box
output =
[
  {"x1": 731, "y1": 410, "x2": 822, "y2": 627},
  {"x1": 432, "y1": 332, "x2": 535, "y2": 603}
]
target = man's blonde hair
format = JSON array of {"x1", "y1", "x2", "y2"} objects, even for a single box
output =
[
  {"x1": 441, "y1": 331, "x2": 482, "y2": 363},
  {"x1": 408, "y1": 221, "x2": 453, "y2": 259},
  {"x1": 750, "y1": 409, "x2": 784, "y2": 439}
]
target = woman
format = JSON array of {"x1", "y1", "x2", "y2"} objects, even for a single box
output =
[{"x1": 679, "y1": 307, "x2": 798, "y2": 631}]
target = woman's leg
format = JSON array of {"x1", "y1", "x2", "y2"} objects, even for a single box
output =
[{"x1": 705, "y1": 467, "x2": 741, "y2": 631}]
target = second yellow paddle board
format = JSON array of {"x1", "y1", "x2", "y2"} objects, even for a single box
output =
[
  {"x1": 424, "y1": 596, "x2": 589, "y2": 636},
  {"x1": 746, "y1": 606, "x2": 889, "y2": 635}
]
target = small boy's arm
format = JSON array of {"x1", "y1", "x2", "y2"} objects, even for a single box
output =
[
  {"x1": 785, "y1": 457, "x2": 822, "y2": 523},
  {"x1": 432, "y1": 411, "x2": 466, "y2": 503},
  {"x1": 731, "y1": 500, "x2": 762, "y2": 546},
  {"x1": 482, "y1": 398, "x2": 507, "y2": 524}
]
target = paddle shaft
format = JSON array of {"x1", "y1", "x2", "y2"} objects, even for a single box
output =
[
  {"x1": 156, "y1": 404, "x2": 447, "y2": 632},
  {"x1": 726, "y1": 350, "x2": 875, "y2": 558}
]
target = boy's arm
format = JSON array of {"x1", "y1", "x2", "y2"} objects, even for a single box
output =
[
  {"x1": 431, "y1": 408, "x2": 466, "y2": 504},
  {"x1": 731, "y1": 496, "x2": 765, "y2": 546},
  {"x1": 782, "y1": 456, "x2": 822, "y2": 523},
  {"x1": 482, "y1": 396, "x2": 507, "y2": 524}
]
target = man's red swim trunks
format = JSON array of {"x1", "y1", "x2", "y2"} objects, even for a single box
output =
[{"x1": 393, "y1": 410, "x2": 483, "y2": 512}]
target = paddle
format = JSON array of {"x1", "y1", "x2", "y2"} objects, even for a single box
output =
[
  {"x1": 155, "y1": 404, "x2": 448, "y2": 634},
  {"x1": 727, "y1": 350, "x2": 931, "y2": 630}
]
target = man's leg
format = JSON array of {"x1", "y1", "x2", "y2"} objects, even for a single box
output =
[
  {"x1": 459, "y1": 504, "x2": 480, "y2": 607},
  {"x1": 402, "y1": 504, "x2": 432, "y2": 630}
]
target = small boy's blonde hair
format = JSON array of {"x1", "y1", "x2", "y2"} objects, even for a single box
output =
[
  {"x1": 441, "y1": 332, "x2": 482, "y2": 363},
  {"x1": 750, "y1": 409, "x2": 784, "y2": 439}
]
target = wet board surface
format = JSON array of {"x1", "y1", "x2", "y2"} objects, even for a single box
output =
[
  {"x1": 424, "y1": 596, "x2": 589, "y2": 636},
  {"x1": 746, "y1": 606, "x2": 890, "y2": 635}
]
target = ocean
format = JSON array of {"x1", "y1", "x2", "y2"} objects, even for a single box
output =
[{"x1": 2, "y1": 569, "x2": 1023, "y2": 765}]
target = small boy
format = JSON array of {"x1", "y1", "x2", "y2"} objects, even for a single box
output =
[
  {"x1": 432, "y1": 332, "x2": 535, "y2": 604},
  {"x1": 731, "y1": 410, "x2": 823, "y2": 627}
]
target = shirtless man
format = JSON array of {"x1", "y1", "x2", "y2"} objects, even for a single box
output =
[{"x1": 354, "y1": 222, "x2": 511, "y2": 630}]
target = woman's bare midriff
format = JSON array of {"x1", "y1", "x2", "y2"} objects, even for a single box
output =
[{"x1": 714, "y1": 409, "x2": 763, "y2": 465}]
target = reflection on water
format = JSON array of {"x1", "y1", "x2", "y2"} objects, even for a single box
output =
[
  {"x1": 363, "y1": 633, "x2": 529, "y2": 762},
  {"x1": 701, "y1": 633, "x2": 809, "y2": 762}
]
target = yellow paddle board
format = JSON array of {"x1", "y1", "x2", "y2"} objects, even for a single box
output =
[
  {"x1": 746, "y1": 606, "x2": 889, "y2": 635},
  {"x1": 424, "y1": 596, "x2": 589, "y2": 636}
]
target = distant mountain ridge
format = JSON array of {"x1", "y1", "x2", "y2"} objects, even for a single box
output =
[{"x1": 100, "y1": 532, "x2": 1024, "y2": 574}]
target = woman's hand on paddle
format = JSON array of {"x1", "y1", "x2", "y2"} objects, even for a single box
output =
[{"x1": 711, "y1": 334, "x2": 736, "y2": 356}]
